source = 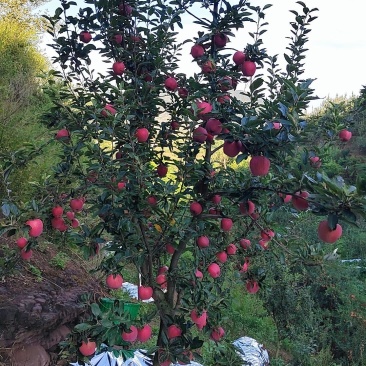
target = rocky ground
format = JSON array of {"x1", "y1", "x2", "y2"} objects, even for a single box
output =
[{"x1": 0, "y1": 235, "x2": 105, "y2": 366}]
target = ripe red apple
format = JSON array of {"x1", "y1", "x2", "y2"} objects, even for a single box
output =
[
  {"x1": 201, "y1": 60, "x2": 216, "y2": 74},
  {"x1": 158, "y1": 265, "x2": 169, "y2": 274},
  {"x1": 239, "y1": 200, "x2": 255, "y2": 215},
  {"x1": 279, "y1": 193, "x2": 292, "y2": 203},
  {"x1": 79, "y1": 31, "x2": 92, "y2": 43},
  {"x1": 122, "y1": 325, "x2": 138, "y2": 342},
  {"x1": 70, "y1": 198, "x2": 84, "y2": 212},
  {"x1": 259, "y1": 239, "x2": 269, "y2": 250},
  {"x1": 205, "y1": 118, "x2": 222, "y2": 135},
  {"x1": 119, "y1": 3, "x2": 133, "y2": 16},
  {"x1": 193, "y1": 126, "x2": 208, "y2": 143},
  {"x1": 272, "y1": 121, "x2": 282, "y2": 129},
  {"x1": 79, "y1": 340, "x2": 96, "y2": 356},
  {"x1": 221, "y1": 218, "x2": 233, "y2": 232},
  {"x1": 241, "y1": 61, "x2": 256, "y2": 76},
  {"x1": 233, "y1": 51, "x2": 246, "y2": 65},
  {"x1": 157, "y1": 164, "x2": 168, "y2": 177},
  {"x1": 214, "y1": 33, "x2": 228, "y2": 48},
  {"x1": 226, "y1": 243, "x2": 237, "y2": 255},
  {"x1": 20, "y1": 249, "x2": 33, "y2": 261},
  {"x1": 117, "y1": 182, "x2": 126, "y2": 190},
  {"x1": 246, "y1": 280, "x2": 259, "y2": 294},
  {"x1": 26, "y1": 218, "x2": 43, "y2": 237},
  {"x1": 216, "y1": 251, "x2": 228, "y2": 263},
  {"x1": 170, "y1": 120, "x2": 179, "y2": 130},
  {"x1": 167, "y1": 324, "x2": 182, "y2": 339},
  {"x1": 156, "y1": 274, "x2": 167, "y2": 287},
  {"x1": 55, "y1": 129, "x2": 70, "y2": 141},
  {"x1": 101, "y1": 103, "x2": 117, "y2": 117},
  {"x1": 207, "y1": 263, "x2": 221, "y2": 278},
  {"x1": 52, "y1": 206, "x2": 63, "y2": 218},
  {"x1": 106, "y1": 273, "x2": 123, "y2": 289},
  {"x1": 223, "y1": 140, "x2": 242, "y2": 157},
  {"x1": 71, "y1": 219, "x2": 80, "y2": 228},
  {"x1": 261, "y1": 229, "x2": 275, "y2": 241},
  {"x1": 138, "y1": 286, "x2": 153, "y2": 300},
  {"x1": 191, "y1": 309, "x2": 207, "y2": 329},
  {"x1": 250, "y1": 156, "x2": 270, "y2": 176},
  {"x1": 164, "y1": 77, "x2": 178, "y2": 91},
  {"x1": 218, "y1": 76, "x2": 232, "y2": 92},
  {"x1": 113, "y1": 34, "x2": 123, "y2": 44},
  {"x1": 195, "y1": 101, "x2": 212, "y2": 116},
  {"x1": 137, "y1": 324, "x2": 152, "y2": 342},
  {"x1": 112, "y1": 61, "x2": 126, "y2": 75},
  {"x1": 66, "y1": 211, "x2": 75, "y2": 220},
  {"x1": 339, "y1": 129, "x2": 352, "y2": 142},
  {"x1": 147, "y1": 196, "x2": 157, "y2": 205},
  {"x1": 178, "y1": 87, "x2": 189, "y2": 98},
  {"x1": 195, "y1": 268, "x2": 203, "y2": 279},
  {"x1": 318, "y1": 220, "x2": 343, "y2": 243},
  {"x1": 190, "y1": 201, "x2": 203, "y2": 216},
  {"x1": 191, "y1": 44, "x2": 205, "y2": 58},
  {"x1": 16, "y1": 237, "x2": 28, "y2": 249},
  {"x1": 197, "y1": 236, "x2": 209, "y2": 248},
  {"x1": 292, "y1": 191, "x2": 309, "y2": 211},
  {"x1": 309, "y1": 156, "x2": 322, "y2": 168},
  {"x1": 211, "y1": 194, "x2": 221, "y2": 205},
  {"x1": 210, "y1": 326, "x2": 225, "y2": 341},
  {"x1": 135, "y1": 127, "x2": 149, "y2": 142},
  {"x1": 240, "y1": 258, "x2": 250, "y2": 272},
  {"x1": 217, "y1": 94, "x2": 230, "y2": 104},
  {"x1": 166, "y1": 243, "x2": 175, "y2": 254},
  {"x1": 51, "y1": 217, "x2": 67, "y2": 231},
  {"x1": 240, "y1": 238, "x2": 251, "y2": 249}
]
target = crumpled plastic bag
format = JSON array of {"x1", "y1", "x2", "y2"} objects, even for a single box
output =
[{"x1": 233, "y1": 336, "x2": 270, "y2": 366}]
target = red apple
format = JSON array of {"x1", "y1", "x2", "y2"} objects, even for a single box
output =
[
  {"x1": 71, "y1": 219, "x2": 80, "y2": 228},
  {"x1": 211, "y1": 194, "x2": 221, "y2": 205},
  {"x1": 66, "y1": 211, "x2": 75, "y2": 220},
  {"x1": 20, "y1": 249, "x2": 33, "y2": 261},
  {"x1": 106, "y1": 274, "x2": 123, "y2": 289},
  {"x1": 79, "y1": 31, "x2": 92, "y2": 43},
  {"x1": 157, "y1": 164, "x2": 168, "y2": 177},
  {"x1": 52, "y1": 206, "x2": 63, "y2": 218},
  {"x1": 138, "y1": 286, "x2": 153, "y2": 300},
  {"x1": 217, "y1": 94, "x2": 230, "y2": 104},
  {"x1": 147, "y1": 196, "x2": 157, "y2": 205},
  {"x1": 195, "y1": 101, "x2": 212, "y2": 116},
  {"x1": 207, "y1": 263, "x2": 221, "y2": 278},
  {"x1": 310, "y1": 156, "x2": 322, "y2": 168},
  {"x1": 292, "y1": 191, "x2": 309, "y2": 211},
  {"x1": 26, "y1": 218, "x2": 43, "y2": 237},
  {"x1": 210, "y1": 326, "x2": 225, "y2": 341},
  {"x1": 246, "y1": 280, "x2": 259, "y2": 294},
  {"x1": 191, "y1": 309, "x2": 207, "y2": 329},
  {"x1": 55, "y1": 129, "x2": 70, "y2": 141},
  {"x1": 216, "y1": 251, "x2": 228, "y2": 263},
  {"x1": 318, "y1": 220, "x2": 343, "y2": 243},
  {"x1": 137, "y1": 324, "x2": 152, "y2": 342},
  {"x1": 119, "y1": 3, "x2": 133, "y2": 16},
  {"x1": 201, "y1": 60, "x2": 216, "y2": 74},
  {"x1": 240, "y1": 258, "x2": 250, "y2": 272},
  {"x1": 241, "y1": 61, "x2": 256, "y2": 76},
  {"x1": 166, "y1": 243, "x2": 175, "y2": 254},
  {"x1": 113, "y1": 34, "x2": 123, "y2": 44},
  {"x1": 156, "y1": 274, "x2": 167, "y2": 287},
  {"x1": 101, "y1": 103, "x2": 117, "y2": 117},
  {"x1": 218, "y1": 76, "x2": 232, "y2": 92},
  {"x1": 16, "y1": 237, "x2": 28, "y2": 249},
  {"x1": 112, "y1": 61, "x2": 126, "y2": 75},
  {"x1": 239, "y1": 200, "x2": 255, "y2": 215},
  {"x1": 261, "y1": 229, "x2": 275, "y2": 241},
  {"x1": 193, "y1": 126, "x2": 208, "y2": 143},
  {"x1": 170, "y1": 120, "x2": 179, "y2": 130},
  {"x1": 233, "y1": 51, "x2": 246, "y2": 65},
  {"x1": 117, "y1": 182, "x2": 126, "y2": 190},
  {"x1": 122, "y1": 325, "x2": 138, "y2": 342},
  {"x1": 195, "y1": 268, "x2": 203, "y2": 279},
  {"x1": 250, "y1": 156, "x2": 270, "y2": 176},
  {"x1": 135, "y1": 127, "x2": 150, "y2": 142},
  {"x1": 339, "y1": 129, "x2": 352, "y2": 142},
  {"x1": 221, "y1": 218, "x2": 233, "y2": 232},
  {"x1": 164, "y1": 77, "x2": 178, "y2": 91},
  {"x1": 272, "y1": 121, "x2": 282, "y2": 129},
  {"x1": 51, "y1": 217, "x2": 67, "y2": 231},
  {"x1": 158, "y1": 265, "x2": 169, "y2": 274},
  {"x1": 79, "y1": 340, "x2": 96, "y2": 356},
  {"x1": 259, "y1": 239, "x2": 269, "y2": 250},
  {"x1": 167, "y1": 324, "x2": 182, "y2": 339},
  {"x1": 226, "y1": 243, "x2": 237, "y2": 255},
  {"x1": 191, "y1": 44, "x2": 205, "y2": 58},
  {"x1": 178, "y1": 87, "x2": 189, "y2": 98},
  {"x1": 190, "y1": 201, "x2": 203, "y2": 216},
  {"x1": 197, "y1": 236, "x2": 209, "y2": 248},
  {"x1": 214, "y1": 33, "x2": 228, "y2": 48},
  {"x1": 223, "y1": 140, "x2": 242, "y2": 157},
  {"x1": 205, "y1": 118, "x2": 222, "y2": 135},
  {"x1": 70, "y1": 198, "x2": 84, "y2": 212},
  {"x1": 240, "y1": 238, "x2": 251, "y2": 249}
]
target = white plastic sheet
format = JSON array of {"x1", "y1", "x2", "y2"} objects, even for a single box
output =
[{"x1": 233, "y1": 336, "x2": 270, "y2": 366}]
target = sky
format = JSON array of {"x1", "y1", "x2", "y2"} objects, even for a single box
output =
[{"x1": 39, "y1": 0, "x2": 366, "y2": 111}]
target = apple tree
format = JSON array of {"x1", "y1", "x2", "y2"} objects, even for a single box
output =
[{"x1": 2, "y1": 0, "x2": 366, "y2": 364}]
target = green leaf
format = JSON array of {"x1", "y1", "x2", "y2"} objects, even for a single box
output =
[
  {"x1": 74, "y1": 323, "x2": 92, "y2": 332},
  {"x1": 91, "y1": 303, "x2": 101, "y2": 317},
  {"x1": 327, "y1": 213, "x2": 338, "y2": 230}
]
